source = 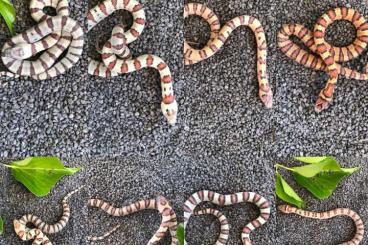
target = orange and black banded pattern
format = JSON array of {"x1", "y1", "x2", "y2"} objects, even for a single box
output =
[
  {"x1": 278, "y1": 7, "x2": 368, "y2": 112},
  {"x1": 279, "y1": 205, "x2": 364, "y2": 245}
]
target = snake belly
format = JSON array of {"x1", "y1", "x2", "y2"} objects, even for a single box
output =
[
  {"x1": 86, "y1": 0, "x2": 178, "y2": 125},
  {"x1": 278, "y1": 205, "x2": 364, "y2": 245},
  {"x1": 183, "y1": 190, "x2": 271, "y2": 245},
  {"x1": 278, "y1": 7, "x2": 368, "y2": 112},
  {"x1": 87, "y1": 195, "x2": 179, "y2": 244},
  {"x1": 184, "y1": 3, "x2": 273, "y2": 108},
  {"x1": 13, "y1": 188, "x2": 82, "y2": 245},
  {"x1": 1, "y1": 0, "x2": 84, "y2": 80}
]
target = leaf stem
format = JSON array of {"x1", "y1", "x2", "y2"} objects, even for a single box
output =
[{"x1": 275, "y1": 164, "x2": 294, "y2": 172}]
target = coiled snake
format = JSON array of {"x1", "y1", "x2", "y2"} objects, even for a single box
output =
[
  {"x1": 0, "y1": 0, "x2": 84, "y2": 80},
  {"x1": 278, "y1": 7, "x2": 368, "y2": 112},
  {"x1": 87, "y1": 195, "x2": 179, "y2": 244},
  {"x1": 183, "y1": 190, "x2": 271, "y2": 245},
  {"x1": 13, "y1": 188, "x2": 82, "y2": 245},
  {"x1": 87, "y1": 0, "x2": 178, "y2": 125},
  {"x1": 278, "y1": 205, "x2": 365, "y2": 244},
  {"x1": 184, "y1": 3, "x2": 273, "y2": 108}
]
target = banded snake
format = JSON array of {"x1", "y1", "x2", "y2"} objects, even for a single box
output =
[
  {"x1": 184, "y1": 3, "x2": 273, "y2": 108},
  {"x1": 87, "y1": 195, "x2": 179, "y2": 244},
  {"x1": 279, "y1": 205, "x2": 364, "y2": 245},
  {"x1": 13, "y1": 188, "x2": 82, "y2": 245},
  {"x1": 0, "y1": 0, "x2": 84, "y2": 80},
  {"x1": 278, "y1": 7, "x2": 368, "y2": 112},
  {"x1": 87, "y1": 0, "x2": 178, "y2": 125},
  {"x1": 184, "y1": 190, "x2": 271, "y2": 245}
]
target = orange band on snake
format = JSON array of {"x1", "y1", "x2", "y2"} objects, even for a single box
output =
[
  {"x1": 278, "y1": 7, "x2": 368, "y2": 112},
  {"x1": 184, "y1": 3, "x2": 273, "y2": 108}
]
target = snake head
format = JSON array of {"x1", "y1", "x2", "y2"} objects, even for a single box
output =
[
  {"x1": 13, "y1": 219, "x2": 28, "y2": 241},
  {"x1": 315, "y1": 95, "x2": 332, "y2": 112},
  {"x1": 3, "y1": 44, "x2": 33, "y2": 60},
  {"x1": 259, "y1": 84, "x2": 273, "y2": 108},
  {"x1": 161, "y1": 98, "x2": 178, "y2": 125}
]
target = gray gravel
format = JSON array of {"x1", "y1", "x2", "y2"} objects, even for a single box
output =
[{"x1": 0, "y1": 0, "x2": 368, "y2": 244}]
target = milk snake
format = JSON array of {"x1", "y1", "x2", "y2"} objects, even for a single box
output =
[
  {"x1": 184, "y1": 190, "x2": 271, "y2": 245},
  {"x1": 87, "y1": 0, "x2": 178, "y2": 125},
  {"x1": 0, "y1": 0, "x2": 84, "y2": 80},
  {"x1": 278, "y1": 205, "x2": 365, "y2": 244},
  {"x1": 184, "y1": 3, "x2": 273, "y2": 108},
  {"x1": 278, "y1": 7, "x2": 368, "y2": 112},
  {"x1": 87, "y1": 195, "x2": 179, "y2": 244},
  {"x1": 13, "y1": 188, "x2": 82, "y2": 245}
]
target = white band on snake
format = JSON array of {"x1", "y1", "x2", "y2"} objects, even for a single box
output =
[
  {"x1": 1, "y1": 0, "x2": 84, "y2": 80},
  {"x1": 86, "y1": 0, "x2": 178, "y2": 125},
  {"x1": 184, "y1": 190, "x2": 271, "y2": 245},
  {"x1": 87, "y1": 195, "x2": 179, "y2": 244},
  {"x1": 13, "y1": 188, "x2": 82, "y2": 245}
]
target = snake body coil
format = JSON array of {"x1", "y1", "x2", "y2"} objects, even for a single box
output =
[
  {"x1": 184, "y1": 3, "x2": 273, "y2": 108},
  {"x1": 13, "y1": 188, "x2": 82, "y2": 245},
  {"x1": 86, "y1": 0, "x2": 178, "y2": 125},
  {"x1": 87, "y1": 195, "x2": 179, "y2": 244},
  {"x1": 1, "y1": 0, "x2": 84, "y2": 80},
  {"x1": 278, "y1": 7, "x2": 368, "y2": 111},
  {"x1": 278, "y1": 205, "x2": 364, "y2": 245},
  {"x1": 184, "y1": 190, "x2": 271, "y2": 245}
]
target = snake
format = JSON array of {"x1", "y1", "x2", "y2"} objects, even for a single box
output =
[
  {"x1": 183, "y1": 190, "x2": 271, "y2": 245},
  {"x1": 278, "y1": 205, "x2": 365, "y2": 245},
  {"x1": 87, "y1": 195, "x2": 179, "y2": 244},
  {"x1": 184, "y1": 3, "x2": 273, "y2": 108},
  {"x1": 86, "y1": 0, "x2": 178, "y2": 125},
  {"x1": 0, "y1": 0, "x2": 84, "y2": 80},
  {"x1": 278, "y1": 7, "x2": 368, "y2": 112},
  {"x1": 13, "y1": 187, "x2": 82, "y2": 245}
]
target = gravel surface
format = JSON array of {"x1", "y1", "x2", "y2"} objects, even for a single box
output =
[{"x1": 0, "y1": 0, "x2": 368, "y2": 244}]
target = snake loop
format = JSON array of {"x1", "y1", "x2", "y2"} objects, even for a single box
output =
[
  {"x1": 1, "y1": 0, "x2": 84, "y2": 80},
  {"x1": 184, "y1": 190, "x2": 271, "y2": 245},
  {"x1": 278, "y1": 7, "x2": 368, "y2": 112},
  {"x1": 278, "y1": 205, "x2": 365, "y2": 245},
  {"x1": 87, "y1": 195, "x2": 179, "y2": 244},
  {"x1": 13, "y1": 187, "x2": 82, "y2": 245},
  {"x1": 184, "y1": 3, "x2": 273, "y2": 108},
  {"x1": 87, "y1": 0, "x2": 178, "y2": 125}
]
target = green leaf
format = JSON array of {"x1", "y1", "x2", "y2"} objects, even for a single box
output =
[
  {"x1": 0, "y1": 0, "x2": 16, "y2": 34},
  {"x1": 292, "y1": 156, "x2": 341, "y2": 177},
  {"x1": 293, "y1": 167, "x2": 360, "y2": 199},
  {"x1": 0, "y1": 216, "x2": 4, "y2": 235},
  {"x1": 6, "y1": 157, "x2": 80, "y2": 197},
  {"x1": 177, "y1": 223, "x2": 184, "y2": 245},
  {"x1": 275, "y1": 172, "x2": 304, "y2": 208},
  {"x1": 294, "y1": 156, "x2": 332, "y2": 164}
]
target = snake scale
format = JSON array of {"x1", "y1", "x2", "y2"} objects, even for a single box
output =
[
  {"x1": 278, "y1": 7, "x2": 368, "y2": 111},
  {"x1": 87, "y1": 0, "x2": 178, "y2": 125},
  {"x1": 184, "y1": 3, "x2": 273, "y2": 108},
  {"x1": 184, "y1": 190, "x2": 271, "y2": 245},
  {"x1": 1, "y1": 0, "x2": 84, "y2": 80},
  {"x1": 13, "y1": 188, "x2": 81, "y2": 245},
  {"x1": 87, "y1": 195, "x2": 179, "y2": 244},
  {"x1": 278, "y1": 205, "x2": 365, "y2": 245}
]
